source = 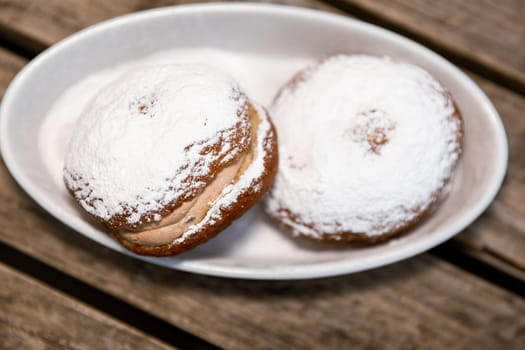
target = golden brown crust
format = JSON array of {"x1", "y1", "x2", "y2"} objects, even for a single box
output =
[
  {"x1": 110, "y1": 104, "x2": 278, "y2": 256},
  {"x1": 266, "y1": 60, "x2": 463, "y2": 244},
  {"x1": 270, "y1": 190, "x2": 444, "y2": 244}
]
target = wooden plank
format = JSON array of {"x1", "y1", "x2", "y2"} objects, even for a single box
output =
[
  {"x1": 0, "y1": 47, "x2": 25, "y2": 98},
  {"x1": 0, "y1": 0, "x2": 525, "y2": 346},
  {"x1": 329, "y1": 0, "x2": 525, "y2": 92},
  {"x1": 0, "y1": 0, "x2": 338, "y2": 53},
  {"x1": 0, "y1": 262, "x2": 174, "y2": 350},
  {"x1": 1, "y1": 50, "x2": 525, "y2": 349},
  {"x1": 1, "y1": 183, "x2": 525, "y2": 350},
  {"x1": 460, "y1": 73, "x2": 525, "y2": 272}
]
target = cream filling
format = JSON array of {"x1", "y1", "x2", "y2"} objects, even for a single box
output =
[{"x1": 117, "y1": 106, "x2": 259, "y2": 246}]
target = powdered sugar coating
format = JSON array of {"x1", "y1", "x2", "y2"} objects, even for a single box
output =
[
  {"x1": 170, "y1": 103, "x2": 275, "y2": 246},
  {"x1": 266, "y1": 55, "x2": 462, "y2": 239},
  {"x1": 64, "y1": 64, "x2": 249, "y2": 228}
]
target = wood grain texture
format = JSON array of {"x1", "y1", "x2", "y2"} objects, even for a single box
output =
[
  {"x1": 0, "y1": 47, "x2": 25, "y2": 98},
  {"x1": 0, "y1": 1, "x2": 525, "y2": 348},
  {"x1": 457, "y1": 73, "x2": 525, "y2": 273},
  {"x1": 1, "y1": 183, "x2": 525, "y2": 350},
  {"x1": 0, "y1": 51, "x2": 524, "y2": 349},
  {"x1": 0, "y1": 262, "x2": 174, "y2": 350},
  {"x1": 330, "y1": 0, "x2": 525, "y2": 90}
]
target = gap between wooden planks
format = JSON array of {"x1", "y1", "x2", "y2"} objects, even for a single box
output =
[
  {"x1": 323, "y1": 0, "x2": 525, "y2": 95},
  {"x1": 0, "y1": 241, "x2": 221, "y2": 350},
  {"x1": 0, "y1": 261, "x2": 175, "y2": 350},
  {"x1": 0, "y1": 47, "x2": 525, "y2": 349},
  {"x1": 0, "y1": 0, "x2": 524, "y2": 94},
  {"x1": 0, "y1": 0, "x2": 523, "y2": 281}
]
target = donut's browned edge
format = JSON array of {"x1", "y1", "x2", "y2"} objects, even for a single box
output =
[
  {"x1": 110, "y1": 106, "x2": 278, "y2": 256},
  {"x1": 267, "y1": 60, "x2": 464, "y2": 244},
  {"x1": 65, "y1": 93, "x2": 252, "y2": 231}
]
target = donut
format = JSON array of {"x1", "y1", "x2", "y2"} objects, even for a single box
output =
[
  {"x1": 64, "y1": 64, "x2": 278, "y2": 256},
  {"x1": 265, "y1": 55, "x2": 463, "y2": 243}
]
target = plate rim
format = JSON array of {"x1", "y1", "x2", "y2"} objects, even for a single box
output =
[{"x1": 0, "y1": 2, "x2": 509, "y2": 280}]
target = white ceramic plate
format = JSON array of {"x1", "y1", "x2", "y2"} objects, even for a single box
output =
[{"x1": 0, "y1": 3, "x2": 507, "y2": 280}]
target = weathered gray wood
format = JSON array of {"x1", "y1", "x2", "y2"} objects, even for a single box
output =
[{"x1": 0, "y1": 262, "x2": 175, "y2": 350}]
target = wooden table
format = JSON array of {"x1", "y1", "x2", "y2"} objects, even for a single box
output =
[{"x1": 0, "y1": 1, "x2": 524, "y2": 349}]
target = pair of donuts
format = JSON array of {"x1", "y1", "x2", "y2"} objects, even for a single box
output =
[
  {"x1": 64, "y1": 64, "x2": 278, "y2": 256},
  {"x1": 64, "y1": 55, "x2": 462, "y2": 256}
]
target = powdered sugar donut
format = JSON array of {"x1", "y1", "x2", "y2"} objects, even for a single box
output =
[
  {"x1": 265, "y1": 55, "x2": 462, "y2": 243},
  {"x1": 64, "y1": 64, "x2": 278, "y2": 256}
]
